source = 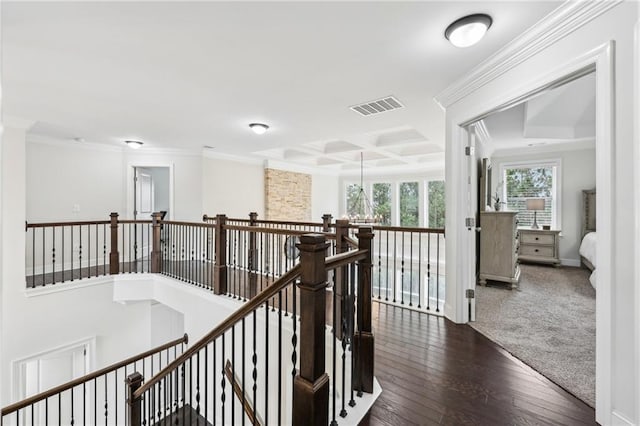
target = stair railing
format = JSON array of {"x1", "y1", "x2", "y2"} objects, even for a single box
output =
[
  {"x1": 1, "y1": 334, "x2": 188, "y2": 426},
  {"x1": 127, "y1": 229, "x2": 374, "y2": 426}
]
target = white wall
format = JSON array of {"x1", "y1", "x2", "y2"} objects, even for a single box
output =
[
  {"x1": 202, "y1": 156, "x2": 264, "y2": 219},
  {"x1": 150, "y1": 302, "x2": 184, "y2": 347},
  {"x1": 311, "y1": 173, "x2": 339, "y2": 222},
  {"x1": 491, "y1": 148, "x2": 596, "y2": 265},
  {"x1": 26, "y1": 140, "x2": 123, "y2": 221},
  {"x1": 2, "y1": 128, "x2": 153, "y2": 406},
  {"x1": 443, "y1": 3, "x2": 638, "y2": 423}
]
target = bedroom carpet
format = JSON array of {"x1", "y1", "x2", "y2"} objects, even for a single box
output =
[{"x1": 470, "y1": 264, "x2": 596, "y2": 407}]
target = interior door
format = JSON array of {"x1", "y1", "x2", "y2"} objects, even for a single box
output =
[{"x1": 134, "y1": 168, "x2": 154, "y2": 220}]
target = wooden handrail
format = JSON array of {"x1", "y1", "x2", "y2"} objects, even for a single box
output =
[
  {"x1": 224, "y1": 224, "x2": 336, "y2": 239},
  {"x1": 134, "y1": 263, "x2": 302, "y2": 398},
  {"x1": 353, "y1": 224, "x2": 445, "y2": 233},
  {"x1": 325, "y1": 249, "x2": 368, "y2": 271},
  {"x1": 26, "y1": 220, "x2": 110, "y2": 228},
  {"x1": 117, "y1": 219, "x2": 153, "y2": 224},
  {"x1": 162, "y1": 220, "x2": 215, "y2": 228},
  {"x1": 344, "y1": 236, "x2": 359, "y2": 249},
  {"x1": 1, "y1": 334, "x2": 189, "y2": 416}
]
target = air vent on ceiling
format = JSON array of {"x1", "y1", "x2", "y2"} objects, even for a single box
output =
[{"x1": 350, "y1": 96, "x2": 404, "y2": 116}]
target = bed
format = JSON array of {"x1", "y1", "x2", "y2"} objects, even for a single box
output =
[{"x1": 578, "y1": 189, "x2": 597, "y2": 288}]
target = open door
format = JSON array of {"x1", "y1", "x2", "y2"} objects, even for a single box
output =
[
  {"x1": 134, "y1": 167, "x2": 154, "y2": 220},
  {"x1": 465, "y1": 126, "x2": 480, "y2": 321}
]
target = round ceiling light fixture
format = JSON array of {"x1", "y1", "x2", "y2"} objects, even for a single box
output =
[
  {"x1": 125, "y1": 140, "x2": 144, "y2": 149},
  {"x1": 445, "y1": 14, "x2": 492, "y2": 48},
  {"x1": 249, "y1": 123, "x2": 269, "y2": 135}
]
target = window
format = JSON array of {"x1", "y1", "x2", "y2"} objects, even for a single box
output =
[
  {"x1": 372, "y1": 183, "x2": 391, "y2": 225},
  {"x1": 345, "y1": 183, "x2": 364, "y2": 217},
  {"x1": 399, "y1": 182, "x2": 419, "y2": 227},
  {"x1": 428, "y1": 180, "x2": 445, "y2": 228},
  {"x1": 502, "y1": 161, "x2": 559, "y2": 228}
]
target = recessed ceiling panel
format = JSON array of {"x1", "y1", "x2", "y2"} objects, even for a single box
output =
[
  {"x1": 389, "y1": 143, "x2": 442, "y2": 157},
  {"x1": 375, "y1": 128, "x2": 427, "y2": 147},
  {"x1": 323, "y1": 140, "x2": 362, "y2": 154}
]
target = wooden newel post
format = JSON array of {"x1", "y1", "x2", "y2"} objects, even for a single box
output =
[
  {"x1": 126, "y1": 372, "x2": 143, "y2": 426},
  {"x1": 248, "y1": 212, "x2": 258, "y2": 299},
  {"x1": 293, "y1": 234, "x2": 330, "y2": 426},
  {"x1": 354, "y1": 226, "x2": 375, "y2": 394},
  {"x1": 334, "y1": 219, "x2": 349, "y2": 340},
  {"x1": 109, "y1": 212, "x2": 120, "y2": 275},
  {"x1": 321, "y1": 214, "x2": 333, "y2": 232},
  {"x1": 214, "y1": 214, "x2": 227, "y2": 295},
  {"x1": 151, "y1": 212, "x2": 162, "y2": 273}
]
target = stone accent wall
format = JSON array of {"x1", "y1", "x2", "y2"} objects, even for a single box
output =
[{"x1": 264, "y1": 168, "x2": 311, "y2": 221}]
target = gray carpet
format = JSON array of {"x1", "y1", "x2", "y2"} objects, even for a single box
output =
[{"x1": 470, "y1": 264, "x2": 596, "y2": 407}]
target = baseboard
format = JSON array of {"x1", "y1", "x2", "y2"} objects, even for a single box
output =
[
  {"x1": 612, "y1": 411, "x2": 635, "y2": 426},
  {"x1": 560, "y1": 258, "x2": 581, "y2": 267}
]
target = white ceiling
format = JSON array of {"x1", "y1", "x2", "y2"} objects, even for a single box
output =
[
  {"x1": 2, "y1": 1, "x2": 563, "y2": 171},
  {"x1": 481, "y1": 72, "x2": 595, "y2": 153}
]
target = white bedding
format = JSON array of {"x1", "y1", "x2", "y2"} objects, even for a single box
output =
[{"x1": 579, "y1": 232, "x2": 597, "y2": 288}]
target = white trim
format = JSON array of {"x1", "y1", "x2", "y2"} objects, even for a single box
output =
[
  {"x1": 202, "y1": 149, "x2": 264, "y2": 166},
  {"x1": 25, "y1": 275, "x2": 114, "y2": 298},
  {"x1": 434, "y1": 1, "x2": 622, "y2": 108},
  {"x1": 445, "y1": 42, "x2": 614, "y2": 422},
  {"x1": 27, "y1": 134, "x2": 124, "y2": 153},
  {"x1": 11, "y1": 336, "x2": 96, "y2": 403},
  {"x1": 2, "y1": 115, "x2": 36, "y2": 130},
  {"x1": 498, "y1": 157, "x2": 562, "y2": 230},
  {"x1": 611, "y1": 411, "x2": 635, "y2": 426},
  {"x1": 491, "y1": 139, "x2": 595, "y2": 158}
]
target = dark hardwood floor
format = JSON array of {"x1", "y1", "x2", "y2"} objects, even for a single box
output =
[{"x1": 359, "y1": 302, "x2": 597, "y2": 426}]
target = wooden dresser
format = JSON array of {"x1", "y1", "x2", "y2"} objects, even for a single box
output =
[
  {"x1": 518, "y1": 228, "x2": 561, "y2": 266},
  {"x1": 479, "y1": 211, "x2": 520, "y2": 288}
]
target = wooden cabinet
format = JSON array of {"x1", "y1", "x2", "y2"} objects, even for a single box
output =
[
  {"x1": 479, "y1": 211, "x2": 520, "y2": 288},
  {"x1": 518, "y1": 228, "x2": 561, "y2": 266}
]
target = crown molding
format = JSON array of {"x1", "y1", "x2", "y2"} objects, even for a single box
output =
[
  {"x1": 2, "y1": 115, "x2": 36, "y2": 131},
  {"x1": 434, "y1": 0, "x2": 623, "y2": 108},
  {"x1": 202, "y1": 149, "x2": 264, "y2": 166},
  {"x1": 27, "y1": 134, "x2": 125, "y2": 153},
  {"x1": 491, "y1": 138, "x2": 595, "y2": 158}
]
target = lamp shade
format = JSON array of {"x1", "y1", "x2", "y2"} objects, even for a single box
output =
[{"x1": 526, "y1": 198, "x2": 545, "y2": 211}]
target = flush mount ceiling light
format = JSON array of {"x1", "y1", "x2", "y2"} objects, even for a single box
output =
[
  {"x1": 249, "y1": 123, "x2": 269, "y2": 135},
  {"x1": 445, "y1": 14, "x2": 492, "y2": 48},
  {"x1": 125, "y1": 140, "x2": 144, "y2": 149}
]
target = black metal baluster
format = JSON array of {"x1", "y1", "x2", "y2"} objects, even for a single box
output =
[
  {"x1": 204, "y1": 345, "x2": 208, "y2": 421},
  {"x1": 62, "y1": 226, "x2": 65, "y2": 283},
  {"x1": 436, "y1": 234, "x2": 441, "y2": 313},
  {"x1": 52, "y1": 226, "x2": 56, "y2": 284},
  {"x1": 377, "y1": 229, "x2": 382, "y2": 300},
  {"x1": 232, "y1": 324, "x2": 236, "y2": 425},
  {"x1": 385, "y1": 229, "x2": 389, "y2": 300},
  {"x1": 114, "y1": 369, "x2": 117, "y2": 424},
  {"x1": 70, "y1": 387, "x2": 74, "y2": 425},
  {"x1": 393, "y1": 231, "x2": 397, "y2": 303},
  {"x1": 71, "y1": 226, "x2": 74, "y2": 282},
  {"x1": 264, "y1": 298, "x2": 269, "y2": 425},
  {"x1": 103, "y1": 224, "x2": 106, "y2": 276},
  {"x1": 410, "y1": 232, "x2": 414, "y2": 306},
  {"x1": 242, "y1": 317, "x2": 246, "y2": 426},
  {"x1": 42, "y1": 227, "x2": 45, "y2": 286},
  {"x1": 331, "y1": 269, "x2": 338, "y2": 426},
  {"x1": 196, "y1": 352, "x2": 201, "y2": 416},
  {"x1": 32, "y1": 227, "x2": 35, "y2": 287},
  {"x1": 427, "y1": 232, "x2": 431, "y2": 311},
  {"x1": 252, "y1": 310, "x2": 257, "y2": 426},
  {"x1": 93, "y1": 378, "x2": 97, "y2": 426},
  {"x1": 277, "y1": 290, "x2": 282, "y2": 425},
  {"x1": 213, "y1": 339, "x2": 217, "y2": 423},
  {"x1": 401, "y1": 231, "x2": 405, "y2": 304},
  {"x1": 58, "y1": 393, "x2": 61, "y2": 426},
  {"x1": 87, "y1": 223, "x2": 91, "y2": 278},
  {"x1": 221, "y1": 334, "x2": 226, "y2": 425},
  {"x1": 104, "y1": 373, "x2": 108, "y2": 426},
  {"x1": 418, "y1": 232, "x2": 422, "y2": 309}
]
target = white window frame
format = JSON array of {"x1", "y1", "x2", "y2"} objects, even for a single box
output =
[{"x1": 499, "y1": 158, "x2": 562, "y2": 230}]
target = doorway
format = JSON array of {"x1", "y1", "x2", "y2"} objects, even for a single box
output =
[
  {"x1": 133, "y1": 167, "x2": 171, "y2": 220},
  {"x1": 446, "y1": 42, "x2": 613, "y2": 419}
]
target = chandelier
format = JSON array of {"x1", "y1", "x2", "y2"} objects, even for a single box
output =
[{"x1": 344, "y1": 153, "x2": 381, "y2": 224}]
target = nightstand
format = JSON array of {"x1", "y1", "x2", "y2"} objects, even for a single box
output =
[{"x1": 518, "y1": 228, "x2": 561, "y2": 266}]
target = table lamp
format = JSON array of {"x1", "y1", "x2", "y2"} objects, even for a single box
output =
[{"x1": 526, "y1": 198, "x2": 545, "y2": 229}]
